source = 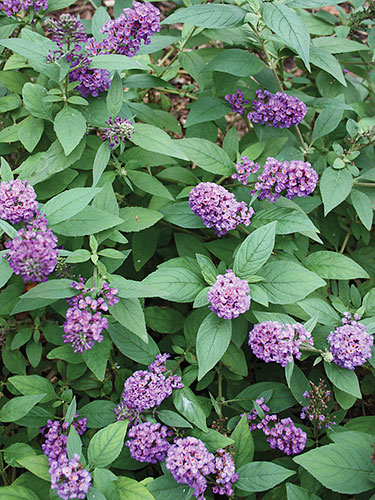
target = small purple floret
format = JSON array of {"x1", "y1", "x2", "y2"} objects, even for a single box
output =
[
  {"x1": 248, "y1": 321, "x2": 313, "y2": 367},
  {"x1": 102, "y1": 116, "x2": 134, "y2": 148},
  {"x1": 232, "y1": 156, "x2": 260, "y2": 186},
  {"x1": 0, "y1": 0, "x2": 47, "y2": 16},
  {"x1": 225, "y1": 89, "x2": 249, "y2": 115},
  {"x1": 248, "y1": 89, "x2": 307, "y2": 129},
  {"x1": 0, "y1": 179, "x2": 38, "y2": 224},
  {"x1": 212, "y1": 449, "x2": 239, "y2": 497},
  {"x1": 126, "y1": 422, "x2": 172, "y2": 463},
  {"x1": 207, "y1": 269, "x2": 251, "y2": 320},
  {"x1": 189, "y1": 182, "x2": 254, "y2": 237},
  {"x1": 327, "y1": 312, "x2": 373, "y2": 370}
]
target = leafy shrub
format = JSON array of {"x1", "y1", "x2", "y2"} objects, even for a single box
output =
[{"x1": 0, "y1": 0, "x2": 375, "y2": 499}]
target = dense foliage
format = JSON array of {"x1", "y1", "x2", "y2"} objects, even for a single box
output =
[{"x1": 0, "y1": 0, "x2": 375, "y2": 499}]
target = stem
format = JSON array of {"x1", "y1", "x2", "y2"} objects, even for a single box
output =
[
  {"x1": 92, "y1": 265, "x2": 97, "y2": 292},
  {"x1": 354, "y1": 182, "x2": 375, "y2": 187},
  {"x1": 340, "y1": 229, "x2": 351, "y2": 254},
  {"x1": 218, "y1": 369, "x2": 223, "y2": 400}
]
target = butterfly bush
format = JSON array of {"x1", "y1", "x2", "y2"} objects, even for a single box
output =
[
  {"x1": 327, "y1": 312, "x2": 373, "y2": 369},
  {"x1": 63, "y1": 279, "x2": 119, "y2": 352},
  {"x1": 207, "y1": 269, "x2": 251, "y2": 319},
  {"x1": 225, "y1": 89, "x2": 249, "y2": 115},
  {"x1": 125, "y1": 422, "x2": 172, "y2": 463},
  {"x1": 248, "y1": 89, "x2": 307, "y2": 128},
  {"x1": 232, "y1": 156, "x2": 260, "y2": 185},
  {"x1": 300, "y1": 380, "x2": 336, "y2": 429},
  {"x1": 0, "y1": 179, "x2": 38, "y2": 224},
  {"x1": 189, "y1": 182, "x2": 254, "y2": 236},
  {"x1": 5, "y1": 212, "x2": 59, "y2": 283},
  {"x1": 102, "y1": 116, "x2": 135, "y2": 148},
  {"x1": 248, "y1": 321, "x2": 314, "y2": 367},
  {"x1": 213, "y1": 449, "x2": 239, "y2": 496},
  {"x1": 0, "y1": 0, "x2": 47, "y2": 16}
]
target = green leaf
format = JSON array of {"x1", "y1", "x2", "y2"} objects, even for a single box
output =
[
  {"x1": 0, "y1": 394, "x2": 45, "y2": 422},
  {"x1": 88, "y1": 420, "x2": 128, "y2": 468},
  {"x1": 19, "y1": 117, "x2": 44, "y2": 152},
  {"x1": 15, "y1": 279, "x2": 76, "y2": 300},
  {"x1": 17, "y1": 454, "x2": 49, "y2": 481},
  {"x1": 294, "y1": 443, "x2": 375, "y2": 494},
  {"x1": 310, "y1": 47, "x2": 346, "y2": 86},
  {"x1": 190, "y1": 428, "x2": 234, "y2": 452},
  {"x1": 251, "y1": 207, "x2": 319, "y2": 237},
  {"x1": 203, "y1": 49, "x2": 264, "y2": 77},
  {"x1": 232, "y1": 414, "x2": 255, "y2": 468},
  {"x1": 90, "y1": 54, "x2": 150, "y2": 72},
  {"x1": 351, "y1": 190, "x2": 373, "y2": 230},
  {"x1": 127, "y1": 170, "x2": 174, "y2": 200},
  {"x1": 262, "y1": 3, "x2": 310, "y2": 69},
  {"x1": 8, "y1": 375, "x2": 56, "y2": 403},
  {"x1": 173, "y1": 386, "x2": 208, "y2": 432},
  {"x1": 116, "y1": 477, "x2": 156, "y2": 500},
  {"x1": 237, "y1": 461, "x2": 295, "y2": 492},
  {"x1": 162, "y1": 4, "x2": 246, "y2": 28},
  {"x1": 236, "y1": 382, "x2": 295, "y2": 413},
  {"x1": 82, "y1": 336, "x2": 111, "y2": 381},
  {"x1": 161, "y1": 201, "x2": 206, "y2": 229},
  {"x1": 47, "y1": 0, "x2": 77, "y2": 10},
  {"x1": 51, "y1": 206, "x2": 124, "y2": 236},
  {"x1": 233, "y1": 222, "x2": 276, "y2": 278},
  {"x1": 258, "y1": 261, "x2": 325, "y2": 304},
  {"x1": 132, "y1": 124, "x2": 188, "y2": 161},
  {"x1": 144, "y1": 307, "x2": 185, "y2": 334},
  {"x1": 44, "y1": 187, "x2": 102, "y2": 225},
  {"x1": 111, "y1": 298, "x2": 148, "y2": 343},
  {"x1": 179, "y1": 138, "x2": 233, "y2": 176},
  {"x1": 196, "y1": 312, "x2": 232, "y2": 380},
  {"x1": 108, "y1": 323, "x2": 159, "y2": 364},
  {"x1": 143, "y1": 267, "x2": 204, "y2": 303},
  {"x1": 285, "y1": 361, "x2": 310, "y2": 405},
  {"x1": 118, "y1": 206, "x2": 162, "y2": 232},
  {"x1": 312, "y1": 108, "x2": 343, "y2": 142},
  {"x1": 334, "y1": 387, "x2": 357, "y2": 410},
  {"x1": 286, "y1": 483, "x2": 322, "y2": 500},
  {"x1": 0, "y1": 94, "x2": 21, "y2": 113},
  {"x1": 65, "y1": 397, "x2": 77, "y2": 425},
  {"x1": 107, "y1": 71, "x2": 123, "y2": 117},
  {"x1": 93, "y1": 142, "x2": 111, "y2": 187},
  {"x1": 0, "y1": 252, "x2": 12, "y2": 288},
  {"x1": 54, "y1": 106, "x2": 87, "y2": 155},
  {"x1": 79, "y1": 400, "x2": 116, "y2": 429},
  {"x1": 304, "y1": 251, "x2": 369, "y2": 279},
  {"x1": 312, "y1": 37, "x2": 369, "y2": 53},
  {"x1": 67, "y1": 426, "x2": 82, "y2": 459},
  {"x1": 320, "y1": 167, "x2": 353, "y2": 215},
  {"x1": 147, "y1": 475, "x2": 193, "y2": 500},
  {"x1": 185, "y1": 97, "x2": 229, "y2": 128},
  {"x1": 0, "y1": 219, "x2": 18, "y2": 238},
  {"x1": 0, "y1": 485, "x2": 40, "y2": 500},
  {"x1": 324, "y1": 361, "x2": 361, "y2": 399},
  {"x1": 158, "y1": 410, "x2": 193, "y2": 428},
  {"x1": 87, "y1": 487, "x2": 107, "y2": 500}
]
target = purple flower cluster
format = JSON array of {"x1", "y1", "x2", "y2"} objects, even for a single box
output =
[
  {"x1": 246, "y1": 398, "x2": 306, "y2": 455},
  {"x1": 248, "y1": 321, "x2": 314, "y2": 367},
  {"x1": 232, "y1": 156, "x2": 260, "y2": 186},
  {"x1": 254, "y1": 157, "x2": 318, "y2": 202},
  {"x1": 248, "y1": 89, "x2": 307, "y2": 128},
  {"x1": 5, "y1": 212, "x2": 58, "y2": 283},
  {"x1": 300, "y1": 379, "x2": 335, "y2": 429},
  {"x1": 0, "y1": 0, "x2": 47, "y2": 16},
  {"x1": 207, "y1": 269, "x2": 251, "y2": 320},
  {"x1": 40, "y1": 416, "x2": 91, "y2": 500},
  {"x1": 96, "y1": 1, "x2": 161, "y2": 57},
  {"x1": 44, "y1": 14, "x2": 87, "y2": 50},
  {"x1": 114, "y1": 353, "x2": 183, "y2": 422},
  {"x1": 327, "y1": 312, "x2": 373, "y2": 370},
  {"x1": 225, "y1": 90, "x2": 249, "y2": 115},
  {"x1": 189, "y1": 182, "x2": 254, "y2": 237},
  {"x1": 212, "y1": 449, "x2": 239, "y2": 496},
  {"x1": 69, "y1": 55, "x2": 111, "y2": 98},
  {"x1": 126, "y1": 422, "x2": 172, "y2": 463},
  {"x1": 165, "y1": 437, "x2": 215, "y2": 500},
  {"x1": 102, "y1": 116, "x2": 134, "y2": 148},
  {"x1": 0, "y1": 179, "x2": 38, "y2": 224},
  {"x1": 63, "y1": 279, "x2": 119, "y2": 353}
]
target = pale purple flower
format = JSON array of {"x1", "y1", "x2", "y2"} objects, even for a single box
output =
[
  {"x1": 267, "y1": 417, "x2": 307, "y2": 455},
  {"x1": 248, "y1": 321, "x2": 314, "y2": 367},
  {"x1": 44, "y1": 14, "x2": 87, "y2": 50},
  {"x1": 165, "y1": 437, "x2": 215, "y2": 500},
  {"x1": 63, "y1": 279, "x2": 119, "y2": 353},
  {"x1": 225, "y1": 89, "x2": 249, "y2": 115},
  {"x1": 207, "y1": 269, "x2": 250, "y2": 320},
  {"x1": 232, "y1": 156, "x2": 261, "y2": 186},
  {"x1": 248, "y1": 89, "x2": 307, "y2": 128},
  {"x1": 97, "y1": 1, "x2": 160, "y2": 57},
  {"x1": 254, "y1": 157, "x2": 318, "y2": 202},
  {"x1": 300, "y1": 379, "x2": 335, "y2": 429},
  {"x1": 69, "y1": 54, "x2": 111, "y2": 98},
  {"x1": 4, "y1": 212, "x2": 58, "y2": 283},
  {"x1": 212, "y1": 449, "x2": 238, "y2": 497},
  {"x1": 246, "y1": 397, "x2": 272, "y2": 431},
  {"x1": 0, "y1": 0, "x2": 47, "y2": 16},
  {"x1": 102, "y1": 116, "x2": 134, "y2": 148},
  {"x1": 126, "y1": 422, "x2": 172, "y2": 463},
  {"x1": 0, "y1": 179, "x2": 38, "y2": 224},
  {"x1": 189, "y1": 182, "x2": 254, "y2": 237},
  {"x1": 327, "y1": 312, "x2": 373, "y2": 370}
]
